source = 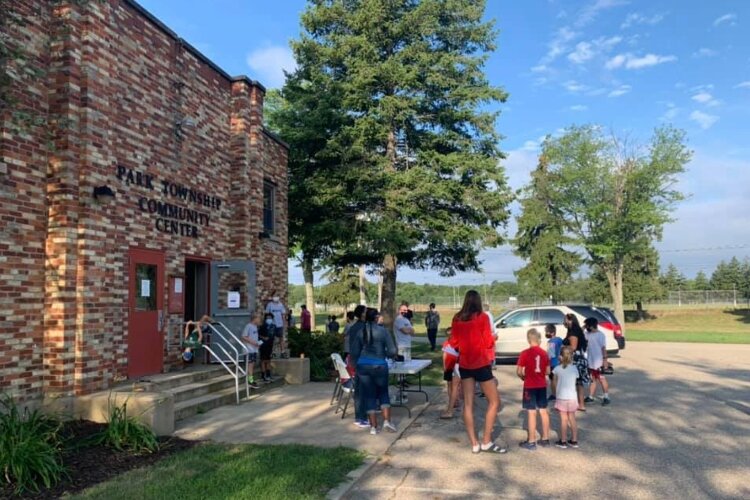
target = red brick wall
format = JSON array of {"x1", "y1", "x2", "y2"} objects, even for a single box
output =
[{"x1": 0, "y1": 0, "x2": 288, "y2": 403}]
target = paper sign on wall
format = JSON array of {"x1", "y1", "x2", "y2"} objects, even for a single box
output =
[
  {"x1": 174, "y1": 278, "x2": 183, "y2": 294},
  {"x1": 141, "y1": 279, "x2": 151, "y2": 297},
  {"x1": 228, "y1": 291, "x2": 240, "y2": 309}
]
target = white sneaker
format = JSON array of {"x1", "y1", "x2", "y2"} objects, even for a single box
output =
[
  {"x1": 383, "y1": 420, "x2": 398, "y2": 433},
  {"x1": 370, "y1": 426, "x2": 379, "y2": 435}
]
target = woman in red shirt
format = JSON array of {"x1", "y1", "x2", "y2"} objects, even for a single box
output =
[{"x1": 449, "y1": 290, "x2": 505, "y2": 454}]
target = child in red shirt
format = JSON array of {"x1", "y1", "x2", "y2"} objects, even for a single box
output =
[{"x1": 516, "y1": 328, "x2": 551, "y2": 450}]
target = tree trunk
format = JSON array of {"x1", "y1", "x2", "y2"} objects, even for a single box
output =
[
  {"x1": 381, "y1": 254, "x2": 397, "y2": 331},
  {"x1": 377, "y1": 268, "x2": 383, "y2": 310},
  {"x1": 302, "y1": 255, "x2": 316, "y2": 331},
  {"x1": 605, "y1": 264, "x2": 625, "y2": 325},
  {"x1": 635, "y1": 301, "x2": 645, "y2": 322},
  {"x1": 359, "y1": 264, "x2": 367, "y2": 305}
]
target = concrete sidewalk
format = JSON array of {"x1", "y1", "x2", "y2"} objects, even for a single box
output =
[
  {"x1": 346, "y1": 342, "x2": 750, "y2": 499},
  {"x1": 174, "y1": 382, "x2": 438, "y2": 459}
]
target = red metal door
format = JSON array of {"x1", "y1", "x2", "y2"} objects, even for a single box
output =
[{"x1": 128, "y1": 248, "x2": 164, "y2": 378}]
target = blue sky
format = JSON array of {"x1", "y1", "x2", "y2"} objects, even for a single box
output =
[{"x1": 139, "y1": 0, "x2": 750, "y2": 285}]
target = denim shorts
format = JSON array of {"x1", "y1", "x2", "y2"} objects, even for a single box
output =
[{"x1": 356, "y1": 363, "x2": 391, "y2": 414}]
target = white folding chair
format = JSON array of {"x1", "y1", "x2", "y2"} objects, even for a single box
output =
[
  {"x1": 332, "y1": 354, "x2": 354, "y2": 419},
  {"x1": 330, "y1": 353, "x2": 343, "y2": 405}
]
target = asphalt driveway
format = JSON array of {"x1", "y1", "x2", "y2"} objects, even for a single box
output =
[{"x1": 345, "y1": 342, "x2": 750, "y2": 499}]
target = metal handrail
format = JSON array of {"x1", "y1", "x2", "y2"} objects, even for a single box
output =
[{"x1": 185, "y1": 321, "x2": 248, "y2": 404}]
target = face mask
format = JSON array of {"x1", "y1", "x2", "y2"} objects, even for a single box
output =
[
  {"x1": 273, "y1": 296, "x2": 280, "y2": 302},
  {"x1": 265, "y1": 319, "x2": 274, "y2": 325}
]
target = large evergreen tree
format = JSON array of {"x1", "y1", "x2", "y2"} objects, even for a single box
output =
[
  {"x1": 541, "y1": 125, "x2": 691, "y2": 323},
  {"x1": 289, "y1": 0, "x2": 513, "y2": 327},
  {"x1": 514, "y1": 156, "x2": 581, "y2": 304},
  {"x1": 693, "y1": 270, "x2": 710, "y2": 290},
  {"x1": 660, "y1": 263, "x2": 687, "y2": 292}
]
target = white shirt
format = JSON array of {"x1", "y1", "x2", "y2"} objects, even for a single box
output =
[
  {"x1": 394, "y1": 315, "x2": 413, "y2": 348},
  {"x1": 242, "y1": 323, "x2": 260, "y2": 354},
  {"x1": 585, "y1": 329, "x2": 607, "y2": 369},
  {"x1": 553, "y1": 364, "x2": 578, "y2": 400},
  {"x1": 265, "y1": 301, "x2": 286, "y2": 328}
]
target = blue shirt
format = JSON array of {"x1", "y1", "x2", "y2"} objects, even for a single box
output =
[{"x1": 547, "y1": 337, "x2": 563, "y2": 368}]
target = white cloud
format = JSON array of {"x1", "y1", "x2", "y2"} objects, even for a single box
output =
[
  {"x1": 689, "y1": 110, "x2": 719, "y2": 129},
  {"x1": 564, "y1": 80, "x2": 588, "y2": 92},
  {"x1": 530, "y1": 64, "x2": 549, "y2": 73},
  {"x1": 713, "y1": 13, "x2": 737, "y2": 27},
  {"x1": 605, "y1": 52, "x2": 677, "y2": 69},
  {"x1": 691, "y1": 91, "x2": 720, "y2": 107},
  {"x1": 567, "y1": 36, "x2": 622, "y2": 65},
  {"x1": 246, "y1": 44, "x2": 297, "y2": 88},
  {"x1": 541, "y1": 26, "x2": 578, "y2": 64},
  {"x1": 735, "y1": 81, "x2": 750, "y2": 89},
  {"x1": 608, "y1": 84, "x2": 631, "y2": 97},
  {"x1": 621, "y1": 12, "x2": 666, "y2": 29},
  {"x1": 577, "y1": 0, "x2": 630, "y2": 28},
  {"x1": 569, "y1": 104, "x2": 588, "y2": 111},
  {"x1": 660, "y1": 102, "x2": 679, "y2": 122},
  {"x1": 568, "y1": 42, "x2": 594, "y2": 64},
  {"x1": 692, "y1": 48, "x2": 718, "y2": 58}
]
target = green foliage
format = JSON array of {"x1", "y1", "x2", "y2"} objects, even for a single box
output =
[
  {"x1": 540, "y1": 125, "x2": 691, "y2": 322},
  {"x1": 514, "y1": 156, "x2": 581, "y2": 303},
  {"x1": 95, "y1": 399, "x2": 158, "y2": 454},
  {"x1": 692, "y1": 270, "x2": 710, "y2": 291},
  {"x1": 318, "y1": 266, "x2": 367, "y2": 308},
  {"x1": 660, "y1": 263, "x2": 687, "y2": 291},
  {"x1": 0, "y1": 394, "x2": 66, "y2": 494},
  {"x1": 710, "y1": 257, "x2": 750, "y2": 297},
  {"x1": 287, "y1": 327, "x2": 344, "y2": 381}
]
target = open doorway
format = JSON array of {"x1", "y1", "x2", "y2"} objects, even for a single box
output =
[{"x1": 184, "y1": 259, "x2": 209, "y2": 323}]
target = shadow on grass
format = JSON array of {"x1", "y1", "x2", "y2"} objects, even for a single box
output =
[{"x1": 725, "y1": 308, "x2": 750, "y2": 325}]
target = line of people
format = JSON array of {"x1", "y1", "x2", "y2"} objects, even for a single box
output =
[{"x1": 442, "y1": 291, "x2": 614, "y2": 453}]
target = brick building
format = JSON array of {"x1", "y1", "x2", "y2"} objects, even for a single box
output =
[{"x1": 0, "y1": 0, "x2": 289, "y2": 406}]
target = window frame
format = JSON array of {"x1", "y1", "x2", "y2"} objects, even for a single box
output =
[{"x1": 262, "y1": 180, "x2": 275, "y2": 235}]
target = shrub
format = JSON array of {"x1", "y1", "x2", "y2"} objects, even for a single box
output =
[
  {"x1": 287, "y1": 327, "x2": 344, "y2": 381},
  {"x1": 0, "y1": 394, "x2": 66, "y2": 494},
  {"x1": 95, "y1": 398, "x2": 159, "y2": 454}
]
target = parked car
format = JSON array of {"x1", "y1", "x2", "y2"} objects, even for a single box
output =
[{"x1": 493, "y1": 304, "x2": 625, "y2": 359}]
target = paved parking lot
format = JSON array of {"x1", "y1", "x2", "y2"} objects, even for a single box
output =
[{"x1": 346, "y1": 342, "x2": 750, "y2": 499}]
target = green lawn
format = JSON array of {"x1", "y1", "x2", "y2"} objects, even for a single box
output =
[
  {"x1": 409, "y1": 343, "x2": 444, "y2": 386},
  {"x1": 626, "y1": 308, "x2": 750, "y2": 344},
  {"x1": 70, "y1": 443, "x2": 364, "y2": 500}
]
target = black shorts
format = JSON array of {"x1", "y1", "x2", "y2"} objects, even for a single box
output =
[
  {"x1": 459, "y1": 365, "x2": 494, "y2": 382},
  {"x1": 522, "y1": 387, "x2": 548, "y2": 410},
  {"x1": 443, "y1": 370, "x2": 453, "y2": 382},
  {"x1": 259, "y1": 340, "x2": 273, "y2": 360}
]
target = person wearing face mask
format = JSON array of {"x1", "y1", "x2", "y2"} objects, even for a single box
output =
[
  {"x1": 265, "y1": 292, "x2": 288, "y2": 358},
  {"x1": 258, "y1": 312, "x2": 276, "y2": 382}
]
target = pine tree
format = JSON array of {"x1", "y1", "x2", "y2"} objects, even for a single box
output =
[
  {"x1": 693, "y1": 270, "x2": 709, "y2": 290},
  {"x1": 661, "y1": 264, "x2": 687, "y2": 292},
  {"x1": 289, "y1": 0, "x2": 513, "y2": 327},
  {"x1": 514, "y1": 156, "x2": 581, "y2": 304}
]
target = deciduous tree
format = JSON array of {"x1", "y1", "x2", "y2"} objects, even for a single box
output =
[{"x1": 541, "y1": 125, "x2": 691, "y2": 323}]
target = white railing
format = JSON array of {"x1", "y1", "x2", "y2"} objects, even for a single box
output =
[{"x1": 196, "y1": 321, "x2": 249, "y2": 404}]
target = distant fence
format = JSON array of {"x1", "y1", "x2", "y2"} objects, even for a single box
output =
[{"x1": 666, "y1": 290, "x2": 749, "y2": 307}]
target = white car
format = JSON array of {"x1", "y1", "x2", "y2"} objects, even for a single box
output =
[{"x1": 493, "y1": 305, "x2": 624, "y2": 359}]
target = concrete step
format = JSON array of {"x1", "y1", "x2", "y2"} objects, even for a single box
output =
[
  {"x1": 174, "y1": 377, "x2": 285, "y2": 422},
  {"x1": 169, "y1": 374, "x2": 239, "y2": 404},
  {"x1": 140, "y1": 365, "x2": 227, "y2": 391}
]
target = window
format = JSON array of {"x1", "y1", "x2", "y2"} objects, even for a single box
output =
[
  {"x1": 503, "y1": 309, "x2": 533, "y2": 328},
  {"x1": 263, "y1": 181, "x2": 275, "y2": 235},
  {"x1": 537, "y1": 308, "x2": 565, "y2": 325}
]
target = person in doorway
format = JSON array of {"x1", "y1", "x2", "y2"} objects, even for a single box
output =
[
  {"x1": 583, "y1": 317, "x2": 611, "y2": 406},
  {"x1": 448, "y1": 290, "x2": 506, "y2": 454},
  {"x1": 424, "y1": 303, "x2": 441, "y2": 351},
  {"x1": 182, "y1": 315, "x2": 211, "y2": 363},
  {"x1": 516, "y1": 328, "x2": 551, "y2": 450},
  {"x1": 265, "y1": 293, "x2": 287, "y2": 358},
  {"x1": 563, "y1": 313, "x2": 590, "y2": 411},
  {"x1": 349, "y1": 307, "x2": 399, "y2": 435},
  {"x1": 241, "y1": 313, "x2": 263, "y2": 389},
  {"x1": 258, "y1": 312, "x2": 275, "y2": 382},
  {"x1": 553, "y1": 346, "x2": 579, "y2": 448},
  {"x1": 545, "y1": 323, "x2": 563, "y2": 401},
  {"x1": 300, "y1": 304, "x2": 312, "y2": 333}
]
